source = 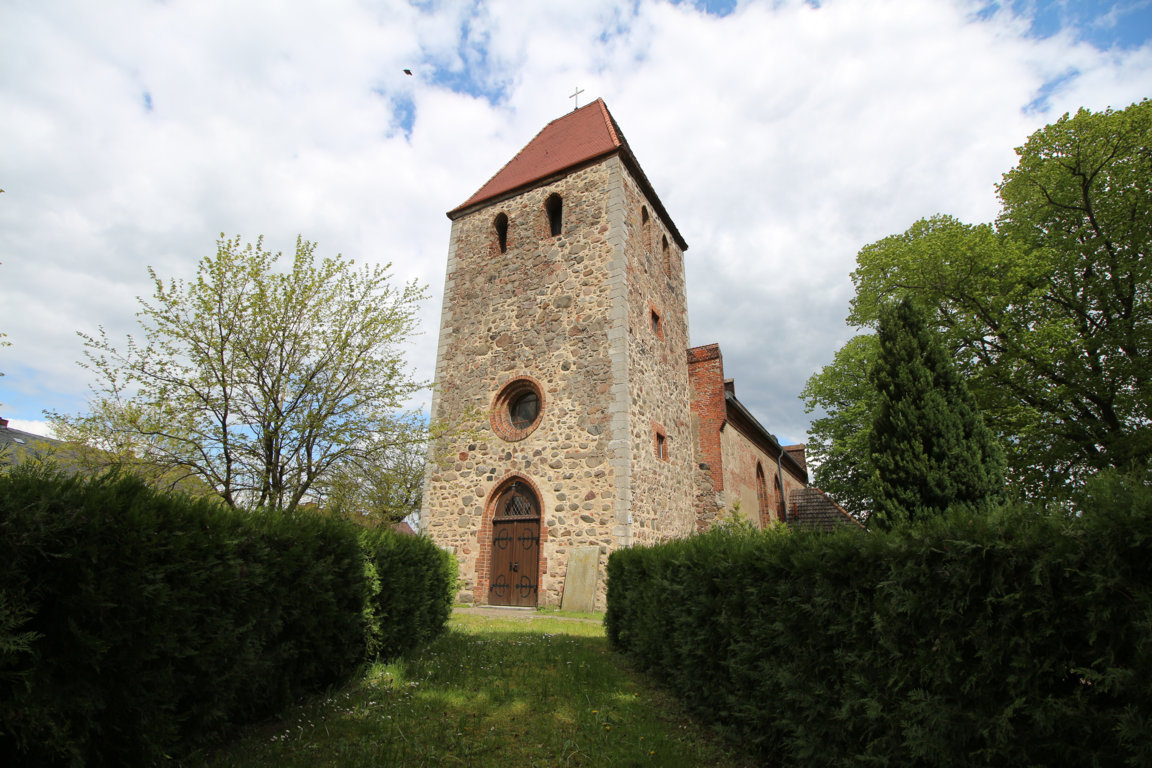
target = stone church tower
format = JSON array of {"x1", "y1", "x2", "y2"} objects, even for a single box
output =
[{"x1": 421, "y1": 99, "x2": 699, "y2": 609}]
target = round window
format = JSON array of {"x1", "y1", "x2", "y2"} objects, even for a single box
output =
[
  {"x1": 509, "y1": 391, "x2": 539, "y2": 429},
  {"x1": 491, "y1": 378, "x2": 544, "y2": 441}
]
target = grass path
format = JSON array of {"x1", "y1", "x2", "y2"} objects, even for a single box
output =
[{"x1": 181, "y1": 609, "x2": 756, "y2": 767}]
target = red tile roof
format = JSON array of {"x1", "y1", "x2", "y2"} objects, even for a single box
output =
[
  {"x1": 451, "y1": 99, "x2": 622, "y2": 214},
  {"x1": 447, "y1": 98, "x2": 688, "y2": 250},
  {"x1": 783, "y1": 444, "x2": 807, "y2": 472},
  {"x1": 390, "y1": 520, "x2": 416, "y2": 536}
]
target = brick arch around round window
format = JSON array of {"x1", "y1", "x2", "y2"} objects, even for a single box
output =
[
  {"x1": 475, "y1": 473, "x2": 548, "y2": 606},
  {"x1": 490, "y1": 375, "x2": 545, "y2": 441}
]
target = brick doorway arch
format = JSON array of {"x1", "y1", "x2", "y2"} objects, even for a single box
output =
[{"x1": 487, "y1": 479, "x2": 541, "y2": 607}]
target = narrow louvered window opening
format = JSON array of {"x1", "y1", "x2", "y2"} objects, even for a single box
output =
[
  {"x1": 494, "y1": 213, "x2": 509, "y2": 253},
  {"x1": 545, "y1": 194, "x2": 563, "y2": 236}
]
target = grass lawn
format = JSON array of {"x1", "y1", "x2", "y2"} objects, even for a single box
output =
[{"x1": 180, "y1": 610, "x2": 756, "y2": 767}]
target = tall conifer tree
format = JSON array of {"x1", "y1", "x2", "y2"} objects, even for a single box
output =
[{"x1": 868, "y1": 298, "x2": 1005, "y2": 529}]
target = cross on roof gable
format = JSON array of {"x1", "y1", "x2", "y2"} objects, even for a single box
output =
[{"x1": 447, "y1": 98, "x2": 688, "y2": 251}]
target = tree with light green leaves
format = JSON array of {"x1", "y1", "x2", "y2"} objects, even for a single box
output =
[
  {"x1": 867, "y1": 298, "x2": 1005, "y2": 530},
  {"x1": 804, "y1": 99, "x2": 1151, "y2": 515},
  {"x1": 53, "y1": 235, "x2": 430, "y2": 513},
  {"x1": 799, "y1": 335, "x2": 877, "y2": 522},
  {"x1": 315, "y1": 413, "x2": 427, "y2": 527}
]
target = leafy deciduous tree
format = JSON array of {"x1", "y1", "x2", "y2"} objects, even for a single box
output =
[
  {"x1": 799, "y1": 334, "x2": 877, "y2": 522},
  {"x1": 316, "y1": 413, "x2": 427, "y2": 527},
  {"x1": 53, "y1": 235, "x2": 430, "y2": 512},
  {"x1": 805, "y1": 99, "x2": 1151, "y2": 513}
]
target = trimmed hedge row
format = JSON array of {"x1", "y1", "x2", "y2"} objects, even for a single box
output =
[
  {"x1": 362, "y1": 523, "x2": 455, "y2": 660},
  {"x1": 0, "y1": 466, "x2": 455, "y2": 767},
  {"x1": 606, "y1": 476, "x2": 1152, "y2": 767}
]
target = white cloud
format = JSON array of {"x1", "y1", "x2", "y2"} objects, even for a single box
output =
[{"x1": 1, "y1": 0, "x2": 1149, "y2": 449}]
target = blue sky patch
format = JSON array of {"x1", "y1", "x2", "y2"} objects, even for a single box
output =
[
  {"x1": 419, "y1": 9, "x2": 510, "y2": 106},
  {"x1": 1024, "y1": 68, "x2": 1082, "y2": 114},
  {"x1": 391, "y1": 93, "x2": 416, "y2": 137},
  {"x1": 986, "y1": 0, "x2": 1152, "y2": 50},
  {"x1": 675, "y1": 0, "x2": 739, "y2": 16}
]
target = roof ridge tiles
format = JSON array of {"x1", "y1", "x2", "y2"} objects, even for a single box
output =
[{"x1": 596, "y1": 98, "x2": 621, "y2": 146}]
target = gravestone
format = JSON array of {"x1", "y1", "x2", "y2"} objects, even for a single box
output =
[{"x1": 561, "y1": 546, "x2": 599, "y2": 612}]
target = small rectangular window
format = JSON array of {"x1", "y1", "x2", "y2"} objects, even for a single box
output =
[
  {"x1": 653, "y1": 425, "x2": 668, "y2": 461},
  {"x1": 649, "y1": 307, "x2": 663, "y2": 339}
]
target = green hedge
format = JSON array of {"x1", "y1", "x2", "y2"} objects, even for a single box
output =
[
  {"x1": 361, "y1": 526, "x2": 456, "y2": 660},
  {"x1": 0, "y1": 466, "x2": 455, "y2": 767},
  {"x1": 606, "y1": 477, "x2": 1152, "y2": 766}
]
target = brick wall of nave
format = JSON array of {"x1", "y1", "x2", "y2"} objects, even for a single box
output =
[
  {"x1": 687, "y1": 344, "x2": 727, "y2": 530},
  {"x1": 718, "y1": 424, "x2": 798, "y2": 527}
]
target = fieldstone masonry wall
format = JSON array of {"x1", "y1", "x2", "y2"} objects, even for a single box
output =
[
  {"x1": 422, "y1": 118, "x2": 803, "y2": 610},
  {"x1": 617, "y1": 166, "x2": 697, "y2": 543},
  {"x1": 687, "y1": 343, "x2": 806, "y2": 529},
  {"x1": 425, "y1": 156, "x2": 694, "y2": 609}
]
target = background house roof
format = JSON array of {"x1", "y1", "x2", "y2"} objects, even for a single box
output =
[
  {"x1": 0, "y1": 419, "x2": 61, "y2": 457},
  {"x1": 788, "y1": 487, "x2": 866, "y2": 532}
]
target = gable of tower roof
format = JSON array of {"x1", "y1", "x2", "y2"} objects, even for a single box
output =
[
  {"x1": 450, "y1": 99, "x2": 621, "y2": 213},
  {"x1": 447, "y1": 98, "x2": 688, "y2": 251}
]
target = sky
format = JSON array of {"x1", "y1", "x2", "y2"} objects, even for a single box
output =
[{"x1": 1, "y1": 0, "x2": 1150, "y2": 450}]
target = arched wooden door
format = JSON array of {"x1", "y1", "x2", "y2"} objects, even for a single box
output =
[{"x1": 488, "y1": 482, "x2": 540, "y2": 607}]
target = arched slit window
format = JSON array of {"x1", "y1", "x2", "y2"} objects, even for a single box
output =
[
  {"x1": 653, "y1": 423, "x2": 668, "y2": 461},
  {"x1": 494, "y1": 213, "x2": 509, "y2": 253},
  {"x1": 641, "y1": 206, "x2": 650, "y2": 226},
  {"x1": 545, "y1": 193, "x2": 563, "y2": 237},
  {"x1": 756, "y1": 464, "x2": 771, "y2": 527},
  {"x1": 662, "y1": 235, "x2": 672, "y2": 278}
]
